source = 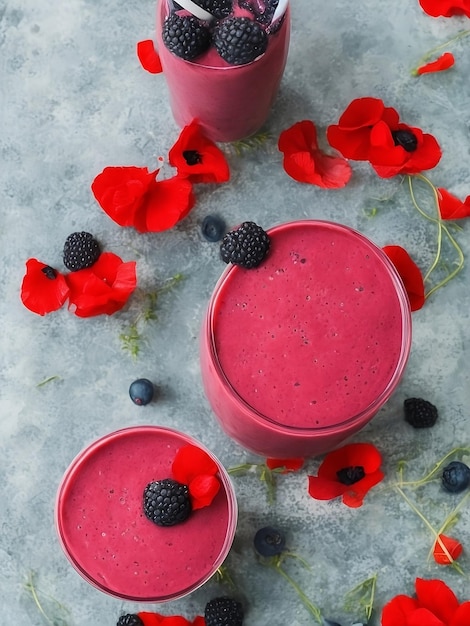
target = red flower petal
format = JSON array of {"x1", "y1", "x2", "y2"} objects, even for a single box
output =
[
  {"x1": 381, "y1": 594, "x2": 420, "y2": 626},
  {"x1": 133, "y1": 175, "x2": 195, "y2": 233},
  {"x1": 137, "y1": 39, "x2": 163, "y2": 74},
  {"x1": 159, "y1": 617, "x2": 194, "y2": 626},
  {"x1": 191, "y1": 618, "x2": 206, "y2": 626},
  {"x1": 418, "y1": 0, "x2": 470, "y2": 18},
  {"x1": 416, "y1": 52, "x2": 455, "y2": 75},
  {"x1": 91, "y1": 166, "x2": 159, "y2": 227},
  {"x1": 172, "y1": 445, "x2": 218, "y2": 484},
  {"x1": 308, "y1": 475, "x2": 347, "y2": 500},
  {"x1": 138, "y1": 613, "x2": 164, "y2": 626},
  {"x1": 341, "y1": 469, "x2": 385, "y2": 508},
  {"x1": 382, "y1": 245, "x2": 425, "y2": 311},
  {"x1": 437, "y1": 188, "x2": 470, "y2": 219},
  {"x1": 318, "y1": 443, "x2": 382, "y2": 480},
  {"x1": 189, "y1": 474, "x2": 221, "y2": 510},
  {"x1": 266, "y1": 457, "x2": 304, "y2": 473},
  {"x1": 433, "y1": 534, "x2": 463, "y2": 565},
  {"x1": 408, "y1": 608, "x2": 446, "y2": 626},
  {"x1": 168, "y1": 120, "x2": 230, "y2": 183},
  {"x1": 415, "y1": 578, "x2": 459, "y2": 621},
  {"x1": 20, "y1": 259, "x2": 69, "y2": 315},
  {"x1": 65, "y1": 252, "x2": 137, "y2": 317},
  {"x1": 452, "y1": 602, "x2": 470, "y2": 626}
]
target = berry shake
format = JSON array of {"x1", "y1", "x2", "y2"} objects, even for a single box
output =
[
  {"x1": 156, "y1": 0, "x2": 290, "y2": 142},
  {"x1": 200, "y1": 221, "x2": 412, "y2": 458},
  {"x1": 55, "y1": 426, "x2": 237, "y2": 601}
]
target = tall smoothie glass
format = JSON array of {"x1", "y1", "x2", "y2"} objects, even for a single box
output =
[
  {"x1": 200, "y1": 220, "x2": 412, "y2": 459},
  {"x1": 156, "y1": 0, "x2": 291, "y2": 142},
  {"x1": 55, "y1": 426, "x2": 237, "y2": 601}
]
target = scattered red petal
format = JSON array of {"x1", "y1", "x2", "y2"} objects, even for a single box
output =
[
  {"x1": 266, "y1": 457, "x2": 304, "y2": 473},
  {"x1": 137, "y1": 39, "x2": 163, "y2": 74},
  {"x1": 278, "y1": 120, "x2": 352, "y2": 188},
  {"x1": 437, "y1": 187, "x2": 470, "y2": 219},
  {"x1": 189, "y1": 474, "x2": 221, "y2": 510},
  {"x1": 65, "y1": 252, "x2": 137, "y2": 317},
  {"x1": 415, "y1": 578, "x2": 460, "y2": 622},
  {"x1": 169, "y1": 120, "x2": 230, "y2": 183},
  {"x1": 20, "y1": 259, "x2": 69, "y2": 316},
  {"x1": 416, "y1": 52, "x2": 455, "y2": 75},
  {"x1": 191, "y1": 618, "x2": 206, "y2": 626},
  {"x1": 382, "y1": 245, "x2": 425, "y2": 311},
  {"x1": 433, "y1": 534, "x2": 463, "y2": 565},
  {"x1": 418, "y1": 0, "x2": 470, "y2": 18},
  {"x1": 381, "y1": 594, "x2": 420, "y2": 626},
  {"x1": 138, "y1": 613, "x2": 165, "y2": 626}
]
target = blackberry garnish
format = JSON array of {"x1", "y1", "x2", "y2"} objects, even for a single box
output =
[
  {"x1": 254, "y1": 526, "x2": 286, "y2": 557},
  {"x1": 175, "y1": 0, "x2": 233, "y2": 19},
  {"x1": 404, "y1": 397, "x2": 438, "y2": 428},
  {"x1": 213, "y1": 17, "x2": 268, "y2": 65},
  {"x1": 116, "y1": 615, "x2": 144, "y2": 626},
  {"x1": 204, "y1": 596, "x2": 244, "y2": 626},
  {"x1": 220, "y1": 221, "x2": 270, "y2": 268},
  {"x1": 143, "y1": 478, "x2": 192, "y2": 526},
  {"x1": 162, "y1": 14, "x2": 211, "y2": 60},
  {"x1": 442, "y1": 461, "x2": 470, "y2": 494},
  {"x1": 392, "y1": 129, "x2": 418, "y2": 152},
  {"x1": 238, "y1": 0, "x2": 279, "y2": 25},
  {"x1": 63, "y1": 231, "x2": 101, "y2": 272}
]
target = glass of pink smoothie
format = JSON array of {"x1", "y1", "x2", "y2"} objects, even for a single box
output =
[
  {"x1": 55, "y1": 426, "x2": 237, "y2": 601},
  {"x1": 156, "y1": 0, "x2": 291, "y2": 142},
  {"x1": 200, "y1": 220, "x2": 412, "y2": 459}
]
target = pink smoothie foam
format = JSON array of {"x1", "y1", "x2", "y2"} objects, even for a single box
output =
[
  {"x1": 156, "y1": 1, "x2": 290, "y2": 142},
  {"x1": 200, "y1": 221, "x2": 412, "y2": 458},
  {"x1": 55, "y1": 426, "x2": 237, "y2": 601}
]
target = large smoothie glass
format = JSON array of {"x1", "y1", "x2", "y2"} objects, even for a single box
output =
[
  {"x1": 156, "y1": 0, "x2": 291, "y2": 142},
  {"x1": 200, "y1": 220, "x2": 412, "y2": 459},
  {"x1": 55, "y1": 426, "x2": 237, "y2": 601}
]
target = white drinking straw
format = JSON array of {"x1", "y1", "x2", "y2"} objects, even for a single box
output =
[
  {"x1": 173, "y1": 0, "x2": 215, "y2": 21},
  {"x1": 271, "y1": 0, "x2": 288, "y2": 23}
]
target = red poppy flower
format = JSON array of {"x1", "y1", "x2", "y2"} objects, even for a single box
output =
[
  {"x1": 278, "y1": 120, "x2": 352, "y2": 188},
  {"x1": 266, "y1": 457, "x2": 304, "y2": 473},
  {"x1": 65, "y1": 252, "x2": 137, "y2": 317},
  {"x1": 307, "y1": 443, "x2": 384, "y2": 508},
  {"x1": 168, "y1": 120, "x2": 230, "y2": 184},
  {"x1": 416, "y1": 52, "x2": 455, "y2": 75},
  {"x1": 137, "y1": 39, "x2": 163, "y2": 74},
  {"x1": 382, "y1": 245, "x2": 425, "y2": 311},
  {"x1": 418, "y1": 0, "x2": 470, "y2": 18},
  {"x1": 437, "y1": 188, "x2": 470, "y2": 219},
  {"x1": 381, "y1": 577, "x2": 470, "y2": 626},
  {"x1": 138, "y1": 613, "x2": 205, "y2": 626},
  {"x1": 91, "y1": 166, "x2": 195, "y2": 233},
  {"x1": 21, "y1": 259, "x2": 69, "y2": 316},
  {"x1": 172, "y1": 445, "x2": 221, "y2": 510},
  {"x1": 433, "y1": 534, "x2": 463, "y2": 565},
  {"x1": 327, "y1": 97, "x2": 442, "y2": 177}
]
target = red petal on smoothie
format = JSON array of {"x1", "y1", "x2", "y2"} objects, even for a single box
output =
[
  {"x1": 433, "y1": 534, "x2": 463, "y2": 565},
  {"x1": 266, "y1": 457, "x2": 304, "y2": 473},
  {"x1": 137, "y1": 39, "x2": 163, "y2": 74},
  {"x1": 134, "y1": 174, "x2": 195, "y2": 233},
  {"x1": 415, "y1": 578, "x2": 459, "y2": 622},
  {"x1": 278, "y1": 120, "x2": 352, "y2": 188},
  {"x1": 416, "y1": 52, "x2": 455, "y2": 75},
  {"x1": 20, "y1": 259, "x2": 69, "y2": 315},
  {"x1": 172, "y1": 445, "x2": 218, "y2": 484},
  {"x1": 437, "y1": 188, "x2": 470, "y2": 219},
  {"x1": 189, "y1": 474, "x2": 221, "y2": 509},
  {"x1": 382, "y1": 245, "x2": 425, "y2": 311},
  {"x1": 168, "y1": 120, "x2": 230, "y2": 183}
]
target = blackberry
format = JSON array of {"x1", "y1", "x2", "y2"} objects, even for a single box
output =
[
  {"x1": 442, "y1": 461, "x2": 470, "y2": 494},
  {"x1": 63, "y1": 231, "x2": 101, "y2": 272},
  {"x1": 204, "y1": 596, "x2": 244, "y2": 626},
  {"x1": 213, "y1": 17, "x2": 268, "y2": 65},
  {"x1": 404, "y1": 397, "x2": 438, "y2": 428},
  {"x1": 143, "y1": 478, "x2": 191, "y2": 526},
  {"x1": 238, "y1": 0, "x2": 278, "y2": 25},
  {"x1": 220, "y1": 221, "x2": 270, "y2": 268},
  {"x1": 162, "y1": 14, "x2": 211, "y2": 60},
  {"x1": 174, "y1": 0, "x2": 233, "y2": 19},
  {"x1": 116, "y1": 615, "x2": 144, "y2": 626}
]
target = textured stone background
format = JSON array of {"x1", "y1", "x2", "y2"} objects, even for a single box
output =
[{"x1": 1, "y1": 0, "x2": 469, "y2": 624}]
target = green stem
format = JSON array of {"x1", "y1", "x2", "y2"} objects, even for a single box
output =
[
  {"x1": 412, "y1": 29, "x2": 470, "y2": 74},
  {"x1": 396, "y1": 447, "x2": 470, "y2": 488},
  {"x1": 274, "y1": 562, "x2": 323, "y2": 624}
]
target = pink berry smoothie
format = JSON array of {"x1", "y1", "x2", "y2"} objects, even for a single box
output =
[
  {"x1": 200, "y1": 221, "x2": 412, "y2": 458},
  {"x1": 55, "y1": 426, "x2": 237, "y2": 601},
  {"x1": 156, "y1": 1, "x2": 291, "y2": 142}
]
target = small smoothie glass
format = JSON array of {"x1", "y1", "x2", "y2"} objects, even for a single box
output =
[
  {"x1": 200, "y1": 220, "x2": 412, "y2": 459},
  {"x1": 156, "y1": 0, "x2": 291, "y2": 142},
  {"x1": 55, "y1": 426, "x2": 237, "y2": 601}
]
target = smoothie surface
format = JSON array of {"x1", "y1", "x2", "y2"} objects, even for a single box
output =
[
  {"x1": 56, "y1": 427, "x2": 233, "y2": 601},
  {"x1": 213, "y1": 222, "x2": 405, "y2": 429}
]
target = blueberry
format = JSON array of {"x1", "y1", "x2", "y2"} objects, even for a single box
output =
[
  {"x1": 201, "y1": 215, "x2": 226, "y2": 242},
  {"x1": 254, "y1": 526, "x2": 286, "y2": 557},
  {"x1": 442, "y1": 461, "x2": 470, "y2": 493},
  {"x1": 129, "y1": 378, "x2": 155, "y2": 406}
]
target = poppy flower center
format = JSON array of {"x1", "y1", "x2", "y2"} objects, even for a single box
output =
[
  {"x1": 336, "y1": 465, "x2": 365, "y2": 485},
  {"x1": 41, "y1": 266, "x2": 57, "y2": 280},
  {"x1": 183, "y1": 150, "x2": 203, "y2": 166},
  {"x1": 392, "y1": 129, "x2": 418, "y2": 152}
]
